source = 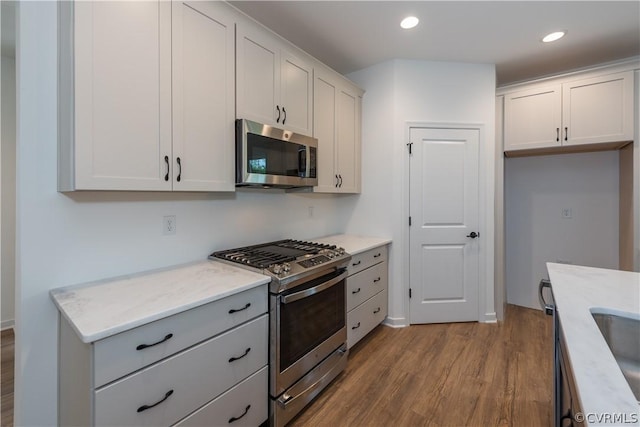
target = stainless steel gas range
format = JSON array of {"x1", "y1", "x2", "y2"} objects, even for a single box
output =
[{"x1": 210, "y1": 239, "x2": 351, "y2": 426}]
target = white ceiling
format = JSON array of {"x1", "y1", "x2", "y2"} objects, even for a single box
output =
[{"x1": 230, "y1": 1, "x2": 640, "y2": 86}]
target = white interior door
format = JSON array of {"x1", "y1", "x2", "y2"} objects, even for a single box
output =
[{"x1": 409, "y1": 127, "x2": 480, "y2": 324}]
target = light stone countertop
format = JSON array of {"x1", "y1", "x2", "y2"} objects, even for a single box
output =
[
  {"x1": 313, "y1": 234, "x2": 392, "y2": 255},
  {"x1": 51, "y1": 260, "x2": 271, "y2": 343},
  {"x1": 546, "y1": 263, "x2": 640, "y2": 426}
]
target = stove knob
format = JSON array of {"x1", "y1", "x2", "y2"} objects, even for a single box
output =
[
  {"x1": 272, "y1": 264, "x2": 283, "y2": 275},
  {"x1": 283, "y1": 263, "x2": 291, "y2": 273},
  {"x1": 337, "y1": 247, "x2": 346, "y2": 255},
  {"x1": 326, "y1": 251, "x2": 335, "y2": 258}
]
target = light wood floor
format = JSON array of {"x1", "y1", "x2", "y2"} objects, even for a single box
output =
[
  {"x1": 290, "y1": 304, "x2": 552, "y2": 427},
  {"x1": 0, "y1": 305, "x2": 551, "y2": 427},
  {"x1": 1, "y1": 328, "x2": 14, "y2": 427}
]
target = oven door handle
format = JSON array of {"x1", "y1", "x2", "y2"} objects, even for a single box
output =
[{"x1": 281, "y1": 270, "x2": 348, "y2": 304}]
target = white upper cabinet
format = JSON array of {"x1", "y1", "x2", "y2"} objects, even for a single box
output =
[
  {"x1": 172, "y1": 1, "x2": 235, "y2": 192},
  {"x1": 59, "y1": 0, "x2": 235, "y2": 192},
  {"x1": 313, "y1": 67, "x2": 362, "y2": 193},
  {"x1": 236, "y1": 24, "x2": 313, "y2": 136},
  {"x1": 562, "y1": 72, "x2": 634, "y2": 146},
  {"x1": 503, "y1": 70, "x2": 634, "y2": 153}
]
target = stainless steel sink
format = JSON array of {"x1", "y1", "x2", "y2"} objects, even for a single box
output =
[{"x1": 592, "y1": 312, "x2": 640, "y2": 402}]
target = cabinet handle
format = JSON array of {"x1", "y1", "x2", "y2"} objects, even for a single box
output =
[
  {"x1": 228, "y1": 302, "x2": 251, "y2": 314},
  {"x1": 176, "y1": 157, "x2": 182, "y2": 182},
  {"x1": 351, "y1": 322, "x2": 361, "y2": 330},
  {"x1": 564, "y1": 127, "x2": 568, "y2": 141},
  {"x1": 352, "y1": 287, "x2": 361, "y2": 294},
  {"x1": 229, "y1": 405, "x2": 251, "y2": 423},
  {"x1": 276, "y1": 105, "x2": 281, "y2": 123},
  {"x1": 373, "y1": 253, "x2": 381, "y2": 258},
  {"x1": 352, "y1": 260, "x2": 361, "y2": 267},
  {"x1": 556, "y1": 128, "x2": 559, "y2": 142},
  {"x1": 373, "y1": 307, "x2": 381, "y2": 314},
  {"x1": 282, "y1": 107, "x2": 286, "y2": 125},
  {"x1": 373, "y1": 277, "x2": 381, "y2": 283},
  {"x1": 136, "y1": 333, "x2": 173, "y2": 351},
  {"x1": 137, "y1": 389, "x2": 173, "y2": 413},
  {"x1": 338, "y1": 174, "x2": 343, "y2": 187},
  {"x1": 164, "y1": 156, "x2": 170, "y2": 181},
  {"x1": 335, "y1": 174, "x2": 339, "y2": 188},
  {"x1": 229, "y1": 347, "x2": 251, "y2": 363}
]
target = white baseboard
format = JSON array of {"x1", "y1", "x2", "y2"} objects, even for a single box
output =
[
  {"x1": 382, "y1": 316, "x2": 408, "y2": 328},
  {"x1": 481, "y1": 312, "x2": 497, "y2": 323},
  {"x1": 1, "y1": 319, "x2": 15, "y2": 331}
]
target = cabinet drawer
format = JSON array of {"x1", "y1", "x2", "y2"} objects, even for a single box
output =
[
  {"x1": 175, "y1": 366, "x2": 267, "y2": 427},
  {"x1": 94, "y1": 315, "x2": 268, "y2": 426},
  {"x1": 346, "y1": 261, "x2": 387, "y2": 312},
  {"x1": 348, "y1": 246, "x2": 387, "y2": 276},
  {"x1": 347, "y1": 290, "x2": 388, "y2": 349},
  {"x1": 93, "y1": 285, "x2": 267, "y2": 387}
]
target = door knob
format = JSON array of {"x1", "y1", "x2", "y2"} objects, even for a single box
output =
[{"x1": 466, "y1": 231, "x2": 479, "y2": 239}]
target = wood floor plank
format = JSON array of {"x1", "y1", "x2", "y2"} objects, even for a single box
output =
[
  {"x1": 1, "y1": 328, "x2": 14, "y2": 427},
  {"x1": 289, "y1": 304, "x2": 552, "y2": 427}
]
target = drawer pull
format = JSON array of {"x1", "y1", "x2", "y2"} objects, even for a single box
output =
[
  {"x1": 228, "y1": 302, "x2": 251, "y2": 314},
  {"x1": 137, "y1": 389, "x2": 173, "y2": 413},
  {"x1": 352, "y1": 260, "x2": 361, "y2": 267},
  {"x1": 373, "y1": 307, "x2": 381, "y2": 314},
  {"x1": 373, "y1": 253, "x2": 381, "y2": 258},
  {"x1": 228, "y1": 404, "x2": 251, "y2": 423},
  {"x1": 351, "y1": 322, "x2": 361, "y2": 330},
  {"x1": 373, "y1": 277, "x2": 381, "y2": 283},
  {"x1": 228, "y1": 347, "x2": 251, "y2": 363},
  {"x1": 136, "y1": 333, "x2": 173, "y2": 351},
  {"x1": 352, "y1": 288, "x2": 361, "y2": 294}
]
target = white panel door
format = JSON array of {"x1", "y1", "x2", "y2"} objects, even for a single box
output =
[
  {"x1": 504, "y1": 85, "x2": 562, "y2": 151},
  {"x1": 409, "y1": 127, "x2": 480, "y2": 323},
  {"x1": 172, "y1": 1, "x2": 235, "y2": 192},
  {"x1": 74, "y1": 1, "x2": 172, "y2": 190},
  {"x1": 280, "y1": 52, "x2": 313, "y2": 135}
]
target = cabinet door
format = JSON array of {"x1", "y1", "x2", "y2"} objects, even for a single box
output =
[
  {"x1": 236, "y1": 25, "x2": 280, "y2": 126},
  {"x1": 562, "y1": 71, "x2": 634, "y2": 146},
  {"x1": 504, "y1": 85, "x2": 562, "y2": 151},
  {"x1": 313, "y1": 70, "x2": 338, "y2": 192},
  {"x1": 72, "y1": 1, "x2": 172, "y2": 190},
  {"x1": 172, "y1": 1, "x2": 235, "y2": 192},
  {"x1": 280, "y1": 51, "x2": 313, "y2": 135},
  {"x1": 336, "y1": 88, "x2": 361, "y2": 193}
]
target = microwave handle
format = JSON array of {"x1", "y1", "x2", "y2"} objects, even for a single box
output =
[{"x1": 298, "y1": 149, "x2": 307, "y2": 177}]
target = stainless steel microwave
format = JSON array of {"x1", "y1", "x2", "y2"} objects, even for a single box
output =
[{"x1": 236, "y1": 119, "x2": 318, "y2": 188}]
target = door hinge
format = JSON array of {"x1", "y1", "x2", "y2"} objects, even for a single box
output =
[
  {"x1": 406, "y1": 142, "x2": 413, "y2": 155},
  {"x1": 409, "y1": 288, "x2": 412, "y2": 298},
  {"x1": 409, "y1": 216, "x2": 412, "y2": 226}
]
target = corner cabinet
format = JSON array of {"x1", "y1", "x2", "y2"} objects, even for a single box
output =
[
  {"x1": 236, "y1": 24, "x2": 313, "y2": 136},
  {"x1": 313, "y1": 67, "x2": 363, "y2": 193},
  {"x1": 504, "y1": 71, "x2": 634, "y2": 153},
  {"x1": 58, "y1": 1, "x2": 235, "y2": 192}
]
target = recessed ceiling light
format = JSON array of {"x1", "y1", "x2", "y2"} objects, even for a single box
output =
[
  {"x1": 400, "y1": 16, "x2": 419, "y2": 30},
  {"x1": 542, "y1": 31, "x2": 566, "y2": 43}
]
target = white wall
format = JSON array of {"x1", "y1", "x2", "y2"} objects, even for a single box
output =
[
  {"x1": 15, "y1": 3, "x2": 355, "y2": 425},
  {"x1": 1, "y1": 54, "x2": 15, "y2": 329},
  {"x1": 505, "y1": 151, "x2": 620, "y2": 309},
  {"x1": 347, "y1": 59, "x2": 497, "y2": 325}
]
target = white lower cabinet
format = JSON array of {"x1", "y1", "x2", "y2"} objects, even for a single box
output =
[
  {"x1": 59, "y1": 286, "x2": 268, "y2": 427},
  {"x1": 345, "y1": 245, "x2": 389, "y2": 348}
]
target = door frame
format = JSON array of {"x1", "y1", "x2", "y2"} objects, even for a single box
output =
[{"x1": 403, "y1": 122, "x2": 496, "y2": 324}]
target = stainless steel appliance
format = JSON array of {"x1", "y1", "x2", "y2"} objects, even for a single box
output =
[
  {"x1": 236, "y1": 119, "x2": 318, "y2": 189},
  {"x1": 210, "y1": 240, "x2": 351, "y2": 426}
]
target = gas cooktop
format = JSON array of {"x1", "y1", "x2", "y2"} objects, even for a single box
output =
[{"x1": 209, "y1": 239, "x2": 351, "y2": 292}]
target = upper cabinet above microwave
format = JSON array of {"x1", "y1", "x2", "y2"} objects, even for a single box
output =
[
  {"x1": 503, "y1": 70, "x2": 634, "y2": 155},
  {"x1": 58, "y1": 1, "x2": 235, "y2": 192},
  {"x1": 236, "y1": 24, "x2": 314, "y2": 137}
]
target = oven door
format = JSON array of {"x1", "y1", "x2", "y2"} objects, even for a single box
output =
[{"x1": 270, "y1": 268, "x2": 347, "y2": 397}]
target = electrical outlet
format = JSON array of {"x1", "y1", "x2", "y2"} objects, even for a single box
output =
[
  {"x1": 163, "y1": 215, "x2": 176, "y2": 235},
  {"x1": 562, "y1": 208, "x2": 572, "y2": 219}
]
